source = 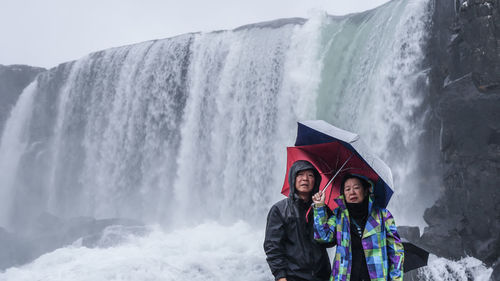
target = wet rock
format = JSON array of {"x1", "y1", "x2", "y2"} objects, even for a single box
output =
[
  {"x1": 422, "y1": 0, "x2": 500, "y2": 267},
  {"x1": 0, "y1": 227, "x2": 33, "y2": 269},
  {"x1": 0, "y1": 213, "x2": 144, "y2": 270},
  {"x1": 451, "y1": 0, "x2": 500, "y2": 93},
  {"x1": 492, "y1": 262, "x2": 500, "y2": 281},
  {"x1": 0, "y1": 64, "x2": 45, "y2": 131},
  {"x1": 398, "y1": 226, "x2": 421, "y2": 243}
]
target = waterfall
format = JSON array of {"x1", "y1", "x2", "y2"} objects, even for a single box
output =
[
  {"x1": 0, "y1": 16, "x2": 328, "y2": 229},
  {"x1": 0, "y1": 0, "x2": 432, "y2": 230},
  {"x1": 316, "y1": 0, "x2": 435, "y2": 228},
  {"x1": 2, "y1": 1, "x2": 490, "y2": 280},
  {"x1": 0, "y1": 38, "x2": 195, "y2": 228},
  {"x1": 0, "y1": 82, "x2": 38, "y2": 226}
]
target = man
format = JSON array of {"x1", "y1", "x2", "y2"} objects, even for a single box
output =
[{"x1": 264, "y1": 160, "x2": 332, "y2": 281}]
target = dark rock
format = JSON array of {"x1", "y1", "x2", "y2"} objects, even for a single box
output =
[
  {"x1": 0, "y1": 212, "x2": 144, "y2": 270},
  {"x1": 492, "y1": 262, "x2": 500, "y2": 281},
  {"x1": 25, "y1": 212, "x2": 144, "y2": 256},
  {"x1": 424, "y1": 74, "x2": 500, "y2": 264},
  {"x1": 0, "y1": 64, "x2": 45, "y2": 132},
  {"x1": 403, "y1": 270, "x2": 421, "y2": 281},
  {"x1": 449, "y1": 0, "x2": 500, "y2": 93},
  {"x1": 79, "y1": 225, "x2": 150, "y2": 248},
  {"x1": 421, "y1": 0, "x2": 500, "y2": 267},
  {"x1": 0, "y1": 227, "x2": 33, "y2": 269},
  {"x1": 398, "y1": 226, "x2": 421, "y2": 243},
  {"x1": 234, "y1": 17, "x2": 306, "y2": 31}
]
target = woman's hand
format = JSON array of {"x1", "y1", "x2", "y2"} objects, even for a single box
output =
[{"x1": 312, "y1": 191, "x2": 325, "y2": 205}]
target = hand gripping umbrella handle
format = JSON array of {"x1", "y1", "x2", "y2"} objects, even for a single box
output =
[{"x1": 320, "y1": 153, "x2": 353, "y2": 194}]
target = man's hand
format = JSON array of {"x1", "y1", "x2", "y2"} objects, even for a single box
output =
[
  {"x1": 277, "y1": 278, "x2": 287, "y2": 281},
  {"x1": 312, "y1": 191, "x2": 325, "y2": 205}
]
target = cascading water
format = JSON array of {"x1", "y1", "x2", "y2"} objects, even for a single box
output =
[
  {"x1": 316, "y1": 0, "x2": 436, "y2": 229},
  {"x1": 0, "y1": 37, "x2": 194, "y2": 228},
  {"x1": 0, "y1": 0, "x2": 492, "y2": 280},
  {"x1": 0, "y1": 18, "x2": 323, "y2": 230}
]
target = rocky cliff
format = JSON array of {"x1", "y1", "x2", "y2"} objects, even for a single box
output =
[
  {"x1": 420, "y1": 0, "x2": 500, "y2": 278},
  {"x1": 0, "y1": 64, "x2": 45, "y2": 131}
]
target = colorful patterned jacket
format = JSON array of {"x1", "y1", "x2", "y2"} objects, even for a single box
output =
[{"x1": 313, "y1": 195, "x2": 404, "y2": 281}]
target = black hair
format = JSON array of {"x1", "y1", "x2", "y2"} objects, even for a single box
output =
[{"x1": 340, "y1": 174, "x2": 370, "y2": 195}]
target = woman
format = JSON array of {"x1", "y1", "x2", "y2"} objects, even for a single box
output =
[{"x1": 312, "y1": 174, "x2": 404, "y2": 281}]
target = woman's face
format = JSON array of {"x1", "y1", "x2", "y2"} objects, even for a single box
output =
[{"x1": 343, "y1": 178, "x2": 366, "y2": 203}]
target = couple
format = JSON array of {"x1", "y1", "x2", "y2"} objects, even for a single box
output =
[{"x1": 264, "y1": 160, "x2": 404, "y2": 281}]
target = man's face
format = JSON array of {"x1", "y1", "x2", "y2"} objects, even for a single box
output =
[
  {"x1": 343, "y1": 178, "x2": 366, "y2": 203},
  {"x1": 295, "y1": 169, "x2": 315, "y2": 195}
]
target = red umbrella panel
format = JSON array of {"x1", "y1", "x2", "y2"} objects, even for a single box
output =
[{"x1": 281, "y1": 141, "x2": 380, "y2": 210}]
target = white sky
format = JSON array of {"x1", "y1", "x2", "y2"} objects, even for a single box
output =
[{"x1": 0, "y1": 0, "x2": 390, "y2": 68}]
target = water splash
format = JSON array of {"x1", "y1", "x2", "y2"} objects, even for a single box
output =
[
  {"x1": 419, "y1": 255, "x2": 493, "y2": 281},
  {"x1": 0, "y1": 222, "x2": 268, "y2": 281}
]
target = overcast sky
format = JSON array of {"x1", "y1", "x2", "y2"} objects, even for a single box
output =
[{"x1": 1, "y1": 0, "x2": 390, "y2": 68}]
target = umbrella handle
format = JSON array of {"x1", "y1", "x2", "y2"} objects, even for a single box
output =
[{"x1": 320, "y1": 153, "x2": 353, "y2": 194}]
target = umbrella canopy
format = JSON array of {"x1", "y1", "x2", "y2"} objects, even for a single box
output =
[
  {"x1": 281, "y1": 120, "x2": 394, "y2": 210},
  {"x1": 403, "y1": 241, "x2": 429, "y2": 272}
]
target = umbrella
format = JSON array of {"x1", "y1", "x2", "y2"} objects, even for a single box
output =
[
  {"x1": 281, "y1": 120, "x2": 428, "y2": 272},
  {"x1": 281, "y1": 120, "x2": 394, "y2": 210},
  {"x1": 403, "y1": 241, "x2": 429, "y2": 272}
]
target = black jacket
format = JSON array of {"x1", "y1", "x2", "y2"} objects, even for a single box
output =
[{"x1": 264, "y1": 160, "x2": 332, "y2": 281}]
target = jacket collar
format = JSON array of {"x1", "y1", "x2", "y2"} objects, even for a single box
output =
[
  {"x1": 333, "y1": 194, "x2": 375, "y2": 213},
  {"x1": 334, "y1": 194, "x2": 380, "y2": 238}
]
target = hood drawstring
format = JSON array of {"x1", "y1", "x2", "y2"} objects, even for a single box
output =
[{"x1": 305, "y1": 205, "x2": 312, "y2": 223}]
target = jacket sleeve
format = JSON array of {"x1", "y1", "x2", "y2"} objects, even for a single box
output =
[
  {"x1": 263, "y1": 205, "x2": 287, "y2": 280},
  {"x1": 313, "y1": 204, "x2": 337, "y2": 244},
  {"x1": 383, "y1": 209, "x2": 404, "y2": 281}
]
